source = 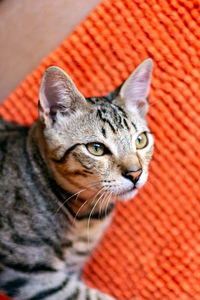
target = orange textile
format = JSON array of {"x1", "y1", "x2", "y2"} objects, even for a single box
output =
[
  {"x1": 1, "y1": 0, "x2": 200, "y2": 299},
  {"x1": 0, "y1": 295, "x2": 11, "y2": 300}
]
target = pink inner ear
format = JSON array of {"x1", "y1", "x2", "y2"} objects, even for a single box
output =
[{"x1": 119, "y1": 59, "x2": 153, "y2": 112}]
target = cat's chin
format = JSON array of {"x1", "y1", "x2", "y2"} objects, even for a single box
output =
[{"x1": 115, "y1": 188, "x2": 138, "y2": 202}]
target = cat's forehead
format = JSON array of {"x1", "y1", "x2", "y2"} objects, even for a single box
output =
[
  {"x1": 85, "y1": 96, "x2": 147, "y2": 134},
  {"x1": 86, "y1": 96, "x2": 137, "y2": 133}
]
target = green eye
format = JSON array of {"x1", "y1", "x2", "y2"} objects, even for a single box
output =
[
  {"x1": 136, "y1": 132, "x2": 148, "y2": 149},
  {"x1": 87, "y1": 143, "x2": 105, "y2": 156}
]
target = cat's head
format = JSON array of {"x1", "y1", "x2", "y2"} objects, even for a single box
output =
[{"x1": 38, "y1": 59, "x2": 154, "y2": 205}]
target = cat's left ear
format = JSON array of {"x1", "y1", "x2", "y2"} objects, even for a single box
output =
[
  {"x1": 119, "y1": 58, "x2": 153, "y2": 118},
  {"x1": 38, "y1": 66, "x2": 86, "y2": 127}
]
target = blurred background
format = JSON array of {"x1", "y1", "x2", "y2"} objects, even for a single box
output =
[
  {"x1": 0, "y1": 1, "x2": 200, "y2": 299},
  {"x1": 0, "y1": 0, "x2": 101, "y2": 103}
]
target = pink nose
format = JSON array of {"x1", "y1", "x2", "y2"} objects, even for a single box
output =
[{"x1": 124, "y1": 169, "x2": 142, "y2": 183}]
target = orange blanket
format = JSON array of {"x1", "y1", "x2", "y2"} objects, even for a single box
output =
[{"x1": 0, "y1": 0, "x2": 200, "y2": 299}]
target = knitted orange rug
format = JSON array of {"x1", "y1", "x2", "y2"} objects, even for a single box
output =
[{"x1": 0, "y1": 0, "x2": 200, "y2": 299}]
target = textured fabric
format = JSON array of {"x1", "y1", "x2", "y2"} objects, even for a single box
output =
[{"x1": 1, "y1": 0, "x2": 200, "y2": 299}]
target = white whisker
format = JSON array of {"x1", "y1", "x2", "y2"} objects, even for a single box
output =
[
  {"x1": 55, "y1": 189, "x2": 85, "y2": 216},
  {"x1": 105, "y1": 192, "x2": 113, "y2": 216},
  {"x1": 55, "y1": 180, "x2": 102, "y2": 216},
  {"x1": 72, "y1": 199, "x2": 89, "y2": 225},
  {"x1": 87, "y1": 187, "x2": 105, "y2": 249},
  {"x1": 99, "y1": 192, "x2": 108, "y2": 217}
]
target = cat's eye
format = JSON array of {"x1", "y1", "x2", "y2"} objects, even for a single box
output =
[
  {"x1": 135, "y1": 132, "x2": 148, "y2": 149},
  {"x1": 87, "y1": 143, "x2": 105, "y2": 156}
]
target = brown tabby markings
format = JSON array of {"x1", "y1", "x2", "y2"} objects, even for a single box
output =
[{"x1": 0, "y1": 59, "x2": 154, "y2": 300}]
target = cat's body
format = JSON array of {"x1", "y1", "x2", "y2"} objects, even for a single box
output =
[
  {"x1": 0, "y1": 118, "x2": 112, "y2": 299},
  {"x1": 0, "y1": 59, "x2": 154, "y2": 299}
]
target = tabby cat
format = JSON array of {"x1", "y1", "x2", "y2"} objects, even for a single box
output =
[{"x1": 0, "y1": 59, "x2": 154, "y2": 300}]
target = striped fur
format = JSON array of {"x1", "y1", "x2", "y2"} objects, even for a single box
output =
[{"x1": 0, "y1": 59, "x2": 154, "y2": 299}]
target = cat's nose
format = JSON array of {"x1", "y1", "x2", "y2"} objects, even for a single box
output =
[{"x1": 123, "y1": 168, "x2": 142, "y2": 184}]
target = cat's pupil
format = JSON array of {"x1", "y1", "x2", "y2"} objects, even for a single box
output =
[
  {"x1": 137, "y1": 136, "x2": 142, "y2": 143},
  {"x1": 93, "y1": 144, "x2": 100, "y2": 152}
]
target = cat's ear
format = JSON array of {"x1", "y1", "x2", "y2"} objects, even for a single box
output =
[
  {"x1": 119, "y1": 58, "x2": 153, "y2": 118},
  {"x1": 38, "y1": 66, "x2": 85, "y2": 127}
]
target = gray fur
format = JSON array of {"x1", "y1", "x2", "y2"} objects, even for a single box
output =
[{"x1": 0, "y1": 59, "x2": 154, "y2": 299}]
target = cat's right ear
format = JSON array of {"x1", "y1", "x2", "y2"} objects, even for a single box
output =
[
  {"x1": 38, "y1": 66, "x2": 85, "y2": 127},
  {"x1": 118, "y1": 58, "x2": 153, "y2": 118}
]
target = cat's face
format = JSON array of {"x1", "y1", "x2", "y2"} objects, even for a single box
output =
[{"x1": 38, "y1": 59, "x2": 154, "y2": 205}]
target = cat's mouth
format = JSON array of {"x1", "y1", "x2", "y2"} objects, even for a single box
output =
[
  {"x1": 115, "y1": 186, "x2": 138, "y2": 201},
  {"x1": 117, "y1": 186, "x2": 136, "y2": 196}
]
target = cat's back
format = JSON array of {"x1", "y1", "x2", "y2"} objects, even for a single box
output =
[
  {"x1": 0, "y1": 117, "x2": 28, "y2": 156},
  {"x1": 0, "y1": 117, "x2": 28, "y2": 133},
  {"x1": 0, "y1": 118, "x2": 29, "y2": 200}
]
